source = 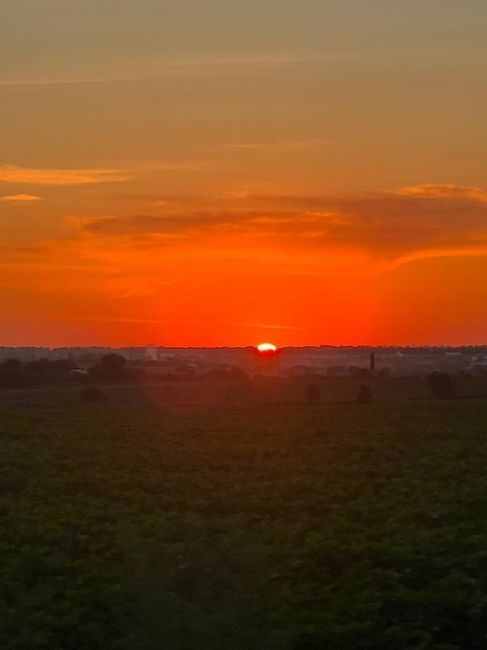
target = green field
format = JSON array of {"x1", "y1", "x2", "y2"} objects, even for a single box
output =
[{"x1": 1, "y1": 382, "x2": 487, "y2": 649}]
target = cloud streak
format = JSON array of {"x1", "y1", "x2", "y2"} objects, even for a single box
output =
[
  {"x1": 0, "y1": 193, "x2": 42, "y2": 202},
  {"x1": 78, "y1": 183, "x2": 487, "y2": 270},
  {"x1": 0, "y1": 53, "x2": 324, "y2": 89},
  {"x1": 397, "y1": 183, "x2": 487, "y2": 202},
  {"x1": 0, "y1": 165, "x2": 134, "y2": 186}
]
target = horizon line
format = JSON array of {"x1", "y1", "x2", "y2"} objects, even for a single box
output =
[{"x1": 1, "y1": 344, "x2": 487, "y2": 351}]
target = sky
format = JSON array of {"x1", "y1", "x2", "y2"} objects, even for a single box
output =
[{"x1": 1, "y1": 0, "x2": 487, "y2": 347}]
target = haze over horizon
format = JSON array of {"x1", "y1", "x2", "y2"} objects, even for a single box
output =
[{"x1": 2, "y1": 1, "x2": 487, "y2": 347}]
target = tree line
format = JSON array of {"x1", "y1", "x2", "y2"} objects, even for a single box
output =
[{"x1": 0, "y1": 355, "x2": 460, "y2": 402}]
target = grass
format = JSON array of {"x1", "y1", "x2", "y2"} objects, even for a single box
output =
[{"x1": 1, "y1": 381, "x2": 487, "y2": 648}]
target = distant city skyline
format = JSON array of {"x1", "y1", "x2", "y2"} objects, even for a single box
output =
[{"x1": 1, "y1": 1, "x2": 487, "y2": 346}]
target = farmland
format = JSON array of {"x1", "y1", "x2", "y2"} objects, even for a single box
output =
[{"x1": 1, "y1": 380, "x2": 487, "y2": 649}]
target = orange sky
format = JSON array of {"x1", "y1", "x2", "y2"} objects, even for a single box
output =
[{"x1": 1, "y1": 2, "x2": 487, "y2": 346}]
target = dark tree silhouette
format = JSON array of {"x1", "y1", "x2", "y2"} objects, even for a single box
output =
[
  {"x1": 25, "y1": 358, "x2": 78, "y2": 383},
  {"x1": 426, "y1": 372, "x2": 457, "y2": 400},
  {"x1": 100, "y1": 353, "x2": 127, "y2": 373},
  {"x1": 0, "y1": 357, "x2": 83, "y2": 390},
  {"x1": 91, "y1": 353, "x2": 129, "y2": 381},
  {"x1": 2, "y1": 358, "x2": 21, "y2": 370},
  {"x1": 0, "y1": 359, "x2": 27, "y2": 389}
]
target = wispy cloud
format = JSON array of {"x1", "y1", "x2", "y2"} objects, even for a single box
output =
[
  {"x1": 397, "y1": 183, "x2": 487, "y2": 202},
  {"x1": 64, "y1": 316, "x2": 304, "y2": 331},
  {"x1": 0, "y1": 53, "x2": 324, "y2": 89},
  {"x1": 0, "y1": 162, "x2": 205, "y2": 187},
  {"x1": 0, "y1": 76, "x2": 133, "y2": 88},
  {"x1": 0, "y1": 193, "x2": 42, "y2": 202},
  {"x1": 0, "y1": 165, "x2": 133, "y2": 186},
  {"x1": 212, "y1": 138, "x2": 334, "y2": 153},
  {"x1": 77, "y1": 183, "x2": 487, "y2": 270}
]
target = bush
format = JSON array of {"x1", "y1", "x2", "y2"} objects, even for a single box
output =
[
  {"x1": 90, "y1": 354, "x2": 129, "y2": 382},
  {"x1": 0, "y1": 359, "x2": 28, "y2": 389},
  {"x1": 81, "y1": 386, "x2": 108, "y2": 402},
  {"x1": 426, "y1": 372, "x2": 457, "y2": 400}
]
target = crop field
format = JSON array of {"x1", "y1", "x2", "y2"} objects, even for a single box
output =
[{"x1": 1, "y1": 381, "x2": 487, "y2": 649}]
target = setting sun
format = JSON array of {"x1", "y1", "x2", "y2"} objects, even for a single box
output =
[{"x1": 256, "y1": 342, "x2": 278, "y2": 355}]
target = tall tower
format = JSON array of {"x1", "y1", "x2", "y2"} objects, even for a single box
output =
[{"x1": 370, "y1": 352, "x2": 376, "y2": 373}]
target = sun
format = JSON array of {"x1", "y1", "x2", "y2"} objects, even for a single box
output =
[{"x1": 256, "y1": 342, "x2": 278, "y2": 355}]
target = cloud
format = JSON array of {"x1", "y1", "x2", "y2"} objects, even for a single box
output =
[
  {"x1": 80, "y1": 210, "x2": 329, "y2": 239},
  {"x1": 82, "y1": 214, "x2": 205, "y2": 237},
  {"x1": 77, "y1": 183, "x2": 487, "y2": 270},
  {"x1": 212, "y1": 138, "x2": 334, "y2": 153},
  {"x1": 397, "y1": 183, "x2": 487, "y2": 202},
  {"x1": 0, "y1": 244, "x2": 47, "y2": 254},
  {"x1": 0, "y1": 53, "x2": 325, "y2": 88},
  {"x1": 0, "y1": 165, "x2": 133, "y2": 186},
  {"x1": 0, "y1": 194, "x2": 42, "y2": 202}
]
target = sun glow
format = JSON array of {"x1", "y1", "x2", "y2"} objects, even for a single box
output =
[{"x1": 256, "y1": 342, "x2": 278, "y2": 354}]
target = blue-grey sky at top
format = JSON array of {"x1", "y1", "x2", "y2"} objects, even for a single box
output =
[
  {"x1": 2, "y1": 1, "x2": 486, "y2": 78},
  {"x1": 1, "y1": 0, "x2": 487, "y2": 229}
]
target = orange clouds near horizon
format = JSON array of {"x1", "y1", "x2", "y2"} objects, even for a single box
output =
[
  {"x1": 0, "y1": 165, "x2": 134, "y2": 186},
  {"x1": 1, "y1": 182, "x2": 487, "y2": 347},
  {"x1": 0, "y1": 194, "x2": 43, "y2": 202}
]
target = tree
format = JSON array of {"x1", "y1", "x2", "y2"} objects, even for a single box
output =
[
  {"x1": 2, "y1": 358, "x2": 21, "y2": 370},
  {"x1": 0, "y1": 359, "x2": 27, "y2": 389},
  {"x1": 100, "y1": 353, "x2": 127, "y2": 373},
  {"x1": 426, "y1": 372, "x2": 457, "y2": 400},
  {"x1": 25, "y1": 358, "x2": 78, "y2": 384},
  {"x1": 91, "y1": 354, "x2": 128, "y2": 382}
]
